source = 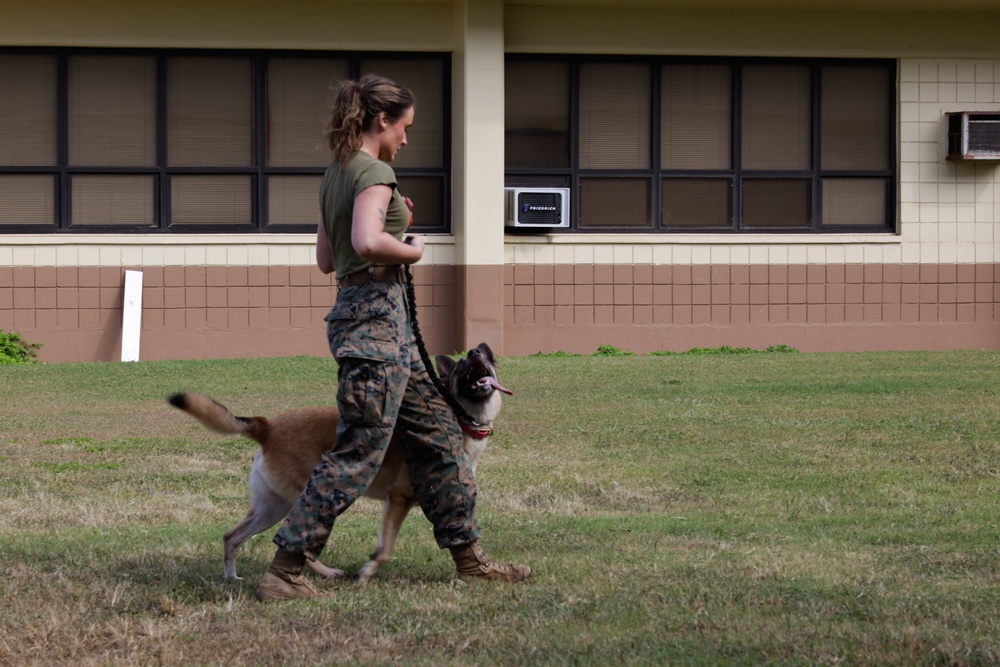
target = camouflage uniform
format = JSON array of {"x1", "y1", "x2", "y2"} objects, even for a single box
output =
[{"x1": 273, "y1": 278, "x2": 481, "y2": 561}]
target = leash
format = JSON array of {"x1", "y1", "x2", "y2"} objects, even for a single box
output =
[{"x1": 400, "y1": 246, "x2": 484, "y2": 428}]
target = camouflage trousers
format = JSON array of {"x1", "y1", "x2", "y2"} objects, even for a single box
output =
[{"x1": 274, "y1": 278, "x2": 481, "y2": 561}]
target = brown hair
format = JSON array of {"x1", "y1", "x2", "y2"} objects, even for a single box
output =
[{"x1": 324, "y1": 74, "x2": 415, "y2": 165}]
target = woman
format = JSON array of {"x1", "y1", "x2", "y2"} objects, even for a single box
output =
[{"x1": 256, "y1": 74, "x2": 532, "y2": 601}]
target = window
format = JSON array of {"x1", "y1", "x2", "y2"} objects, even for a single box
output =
[
  {"x1": 0, "y1": 49, "x2": 450, "y2": 233},
  {"x1": 505, "y1": 56, "x2": 895, "y2": 233}
]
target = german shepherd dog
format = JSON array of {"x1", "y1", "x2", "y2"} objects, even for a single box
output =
[{"x1": 168, "y1": 343, "x2": 511, "y2": 583}]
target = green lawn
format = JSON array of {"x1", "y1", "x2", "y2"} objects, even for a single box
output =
[{"x1": 0, "y1": 350, "x2": 997, "y2": 665}]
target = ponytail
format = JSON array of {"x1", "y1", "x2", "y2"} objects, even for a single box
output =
[{"x1": 325, "y1": 74, "x2": 415, "y2": 165}]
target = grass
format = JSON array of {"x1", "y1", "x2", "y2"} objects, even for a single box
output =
[{"x1": 0, "y1": 351, "x2": 998, "y2": 666}]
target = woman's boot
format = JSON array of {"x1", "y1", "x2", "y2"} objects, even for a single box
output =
[
  {"x1": 449, "y1": 542, "x2": 532, "y2": 583},
  {"x1": 255, "y1": 547, "x2": 325, "y2": 601}
]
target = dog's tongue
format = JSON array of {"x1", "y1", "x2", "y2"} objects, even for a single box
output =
[{"x1": 487, "y1": 376, "x2": 514, "y2": 396}]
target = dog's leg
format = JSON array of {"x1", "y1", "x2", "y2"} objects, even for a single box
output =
[
  {"x1": 223, "y1": 489, "x2": 292, "y2": 580},
  {"x1": 355, "y1": 494, "x2": 416, "y2": 584},
  {"x1": 306, "y1": 557, "x2": 345, "y2": 579}
]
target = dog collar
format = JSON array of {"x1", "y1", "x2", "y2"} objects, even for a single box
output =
[{"x1": 460, "y1": 422, "x2": 493, "y2": 440}]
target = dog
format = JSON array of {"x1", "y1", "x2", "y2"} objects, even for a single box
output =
[{"x1": 168, "y1": 343, "x2": 511, "y2": 583}]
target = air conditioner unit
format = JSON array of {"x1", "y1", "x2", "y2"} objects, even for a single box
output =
[
  {"x1": 946, "y1": 112, "x2": 1000, "y2": 161},
  {"x1": 504, "y1": 187, "x2": 570, "y2": 228}
]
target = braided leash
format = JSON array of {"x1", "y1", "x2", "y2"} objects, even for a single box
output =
[{"x1": 401, "y1": 259, "x2": 483, "y2": 428}]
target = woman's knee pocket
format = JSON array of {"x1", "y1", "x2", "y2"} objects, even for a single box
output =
[{"x1": 337, "y1": 357, "x2": 407, "y2": 427}]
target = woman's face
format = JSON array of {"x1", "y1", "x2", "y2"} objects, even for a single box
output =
[{"x1": 379, "y1": 106, "x2": 414, "y2": 163}]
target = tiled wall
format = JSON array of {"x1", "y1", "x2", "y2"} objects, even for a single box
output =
[
  {"x1": 899, "y1": 59, "x2": 1000, "y2": 264},
  {"x1": 0, "y1": 264, "x2": 457, "y2": 362},
  {"x1": 504, "y1": 261, "x2": 1000, "y2": 354},
  {"x1": 505, "y1": 262, "x2": 999, "y2": 328}
]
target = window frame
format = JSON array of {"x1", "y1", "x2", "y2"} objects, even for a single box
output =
[
  {"x1": 504, "y1": 54, "x2": 897, "y2": 235},
  {"x1": 0, "y1": 47, "x2": 452, "y2": 234}
]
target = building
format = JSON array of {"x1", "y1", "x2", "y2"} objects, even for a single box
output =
[{"x1": 2, "y1": 0, "x2": 999, "y2": 362}]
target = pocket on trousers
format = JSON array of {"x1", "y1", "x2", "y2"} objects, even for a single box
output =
[
  {"x1": 326, "y1": 290, "x2": 403, "y2": 362},
  {"x1": 337, "y1": 358, "x2": 391, "y2": 427}
]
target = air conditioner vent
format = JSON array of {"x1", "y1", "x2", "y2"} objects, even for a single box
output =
[
  {"x1": 504, "y1": 187, "x2": 570, "y2": 228},
  {"x1": 946, "y1": 112, "x2": 1000, "y2": 161}
]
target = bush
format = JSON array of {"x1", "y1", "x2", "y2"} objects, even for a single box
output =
[
  {"x1": 594, "y1": 344, "x2": 635, "y2": 357},
  {"x1": 0, "y1": 330, "x2": 42, "y2": 365}
]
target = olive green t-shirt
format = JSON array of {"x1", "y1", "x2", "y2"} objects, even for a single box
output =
[{"x1": 320, "y1": 151, "x2": 410, "y2": 280}]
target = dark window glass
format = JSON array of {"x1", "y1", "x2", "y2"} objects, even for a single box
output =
[
  {"x1": 267, "y1": 175, "x2": 323, "y2": 227},
  {"x1": 170, "y1": 175, "x2": 253, "y2": 226},
  {"x1": 662, "y1": 178, "x2": 732, "y2": 228},
  {"x1": 0, "y1": 55, "x2": 56, "y2": 226},
  {"x1": 397, "y1": 175, "x2": 444, "y2": 231},
  {"x1": 0, "y1": 54, "x2": 56, "y2": 166},
  {"x1": 505, "y1": 56, "x2": 893, "y2": 233},
  {"x1": 168, "y1": 57, "x2": 253, "y2": 168},
  {"x1": 821, "y1": 66, "x2": 890, "y2": 171},
  {"x1": 822, "y1": 178, "x2": 886, "y2": 227},
  {"x1": 0, "y1": 50, "x2": 450, "y2": 233},
  {"x1": 742, "y1": 179, "x2": 812, "y2": 229},
  {"x1": 579, "y1": 63, "x2": 650, "y2": 169},
  {"x1": 579, "y1": 178, "x2": 651, "y2": 229},
  {"x1": 662, "y1": 64, "x2": 731, "y2": 170},
  {"x1": 505, "y1": 61, "x2": 570, "y2": 169},
  {"x1": 0, "y1": 175, "x2": 55, "y2": 226},
  {"x1": 742, "y1": 65, "x2": 811, "y2": 171},
  {"x1": 69, "y1": 55, "x2": 157, "y2": 167},
  {"x1": 72, "y1": 175, "x2": 155, "y2": 227},
  {"x1": 267, "y1": 58, "x2": 348, "y2": 168}
]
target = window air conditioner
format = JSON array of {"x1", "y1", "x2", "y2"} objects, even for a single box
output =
[
  {"x1": 946, "y1": 112, "x2": 1000, "y2": 161},
  {"x1": 504, "y1": 187, "x2": 570, "y2": 228}
]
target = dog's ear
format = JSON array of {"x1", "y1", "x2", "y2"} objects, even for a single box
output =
[
  {"x1": 436, "y1": 354, "x2": 456, "y2": 377},
  {"x1": 476, "y1": 342, "x2": 496, "y2": 365}
]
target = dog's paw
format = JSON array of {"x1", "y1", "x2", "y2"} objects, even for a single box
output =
[
  {"x1": 306, "y1": 560, "x2": 345, "y2": 579},
  {"x1": 354, "y1": 561, "x2": 380, "y2": 585}
]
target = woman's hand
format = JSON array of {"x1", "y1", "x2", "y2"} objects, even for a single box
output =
[{"x1": 404, "y1": 234, "x2": 425, "y2": 256}]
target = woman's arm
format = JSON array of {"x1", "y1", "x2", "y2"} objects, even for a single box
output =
[
  {"x1": 316, "y1": 212, "x2": 334, "y2": 275},
  {"x1": 351, "y1": 185, "x2": 423, "y2": 264}
]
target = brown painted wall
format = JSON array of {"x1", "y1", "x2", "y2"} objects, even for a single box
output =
[
  {"x1": 501, "y1": 263, "x2": 1000, "y2": 355},
  {"x1": 3, "y1": 261, "x2": 999, "y2": 362},
  {"x1": 0, "y1": 265, "x2": 458, "y2": 363}
]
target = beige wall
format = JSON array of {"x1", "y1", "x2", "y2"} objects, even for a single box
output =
[
  {"x1": 505, "y1": 5, "x2": 1000, "y2": 59},
  {"x1": 0, "y1": 0, "x2": 456, "y2": 51}
]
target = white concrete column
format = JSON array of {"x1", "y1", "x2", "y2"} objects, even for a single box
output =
[{"x1": 451, "y1": 0, "x2": 507, "y2": 351}]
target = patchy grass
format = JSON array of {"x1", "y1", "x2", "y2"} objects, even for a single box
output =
[{"x1": 0, "y1": 351, "x2": 998, "y2": 666}]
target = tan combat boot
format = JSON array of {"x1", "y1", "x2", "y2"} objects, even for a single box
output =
[
  {"x1": 255, "y1": 547, "x2": 326, "y2": 601},
  {"x1": 449, "y1": 542, "x2": 533, "y2": 583}
]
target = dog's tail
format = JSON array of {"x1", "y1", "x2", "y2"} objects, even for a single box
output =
[{"x1": 168, "y1": 392, "x2": 268, "y2": 443}]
